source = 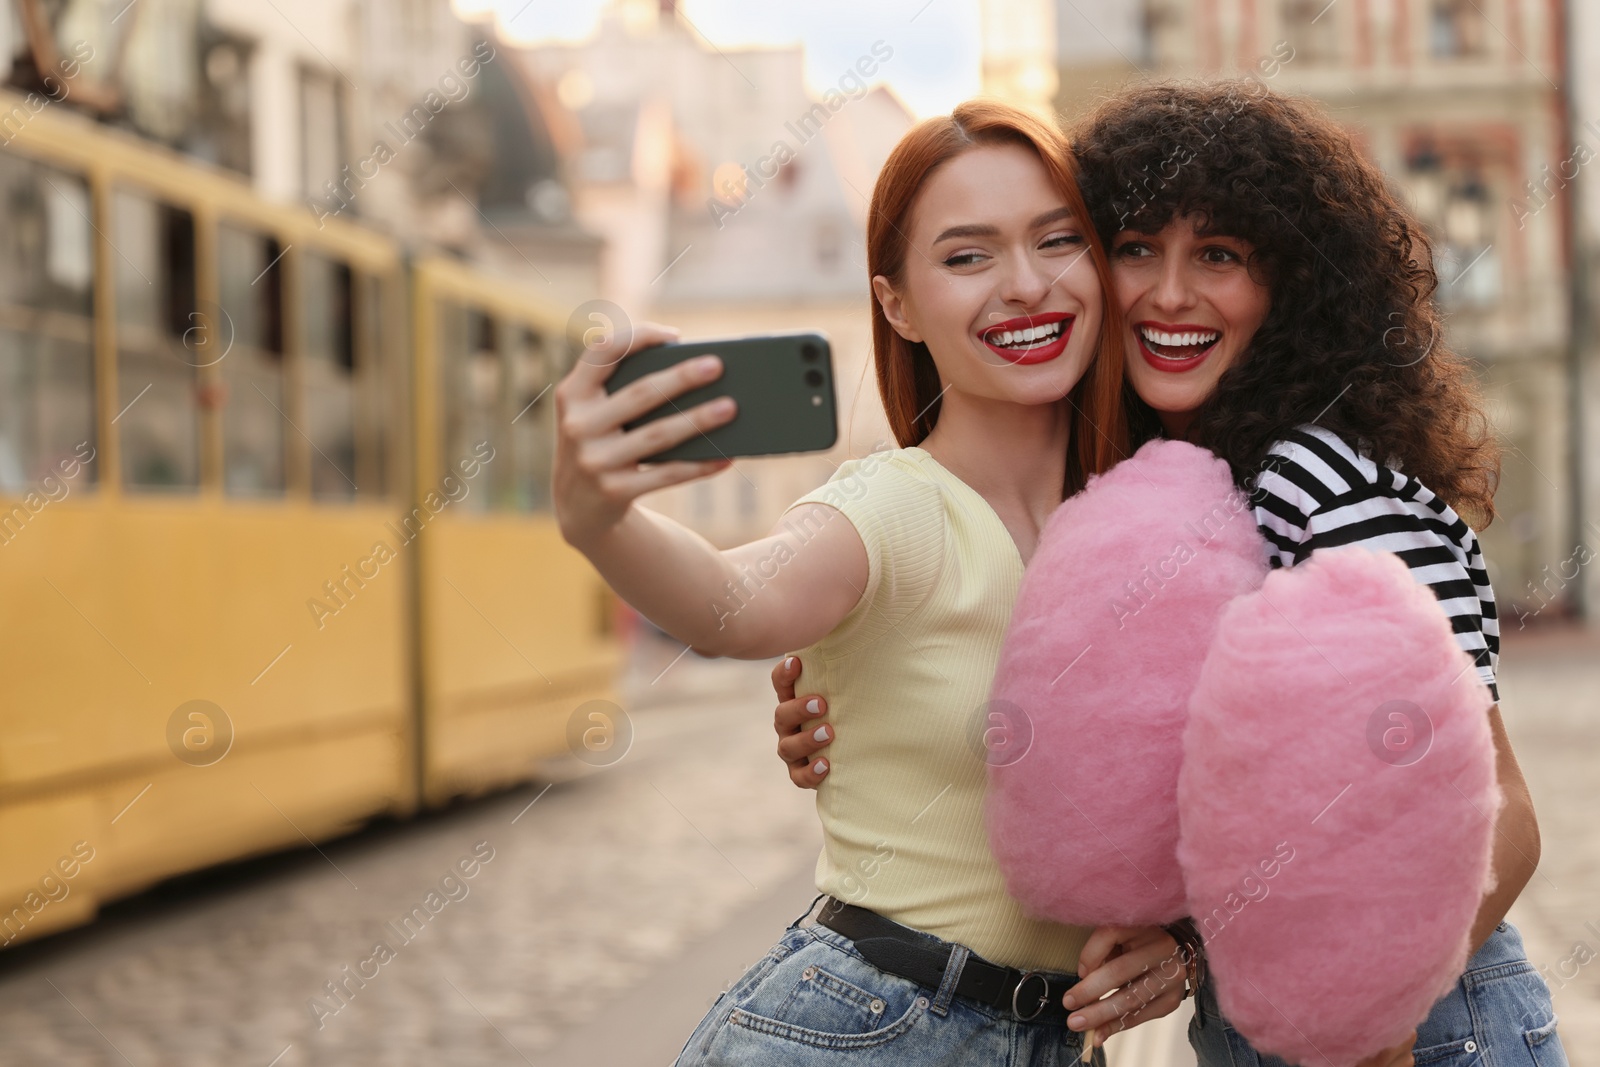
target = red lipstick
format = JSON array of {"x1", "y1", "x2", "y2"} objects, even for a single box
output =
[
  {"x1": 1134, "y1": 320, "x2": 1221, "y2": 374},
  {"x1": 980, "y1": 312, "x2": 1075, "y2": 366}
]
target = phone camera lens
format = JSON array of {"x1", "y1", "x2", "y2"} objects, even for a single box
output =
[
  {"x1": 801, "y1": 343, "x2": 821, "y2": 362},
  {"x1": 804, "y1": 369, "x2": 824, "y2": 387}
]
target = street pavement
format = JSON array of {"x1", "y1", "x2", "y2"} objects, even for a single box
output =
[
  {"x1": 0, "y1": 630, "x2": 1593, "y2": 1066},
  {"x1": 1495, "y1": 627, "x2": 1600, "y2": 1067},
  {"x1": 0, "y1": 650, "x2": 819, "y2": 1066}
]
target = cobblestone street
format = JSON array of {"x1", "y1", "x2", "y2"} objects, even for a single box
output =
[
  {"x1": 0, "y1": 652, "x2": 820, "y2": 1066},
  {"x1": 0, "y1": 632, "x2": 1595, "y2": 1066}
]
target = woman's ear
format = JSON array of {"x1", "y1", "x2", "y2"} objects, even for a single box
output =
[{"x1": 872, "y1": 275, "x2": 923, "y2": 343}]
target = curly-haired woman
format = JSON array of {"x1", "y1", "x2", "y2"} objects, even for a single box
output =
[{"x1": 775, "y1": 82, "x2": 1565, "y2": 1067}]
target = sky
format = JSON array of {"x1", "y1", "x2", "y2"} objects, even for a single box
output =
[{"x1": 452, "y1": 0, "x2": 984, "y2": 117}]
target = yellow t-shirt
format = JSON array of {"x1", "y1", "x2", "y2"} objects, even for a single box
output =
[{"x1": 785, "y1": 446, "x2": 1094, "y2": 972}]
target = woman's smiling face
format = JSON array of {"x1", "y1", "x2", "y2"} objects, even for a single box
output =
[
  {"x1": 874, "y1": 142, "x2": 1104, "y2": 409},
  {"x1": 1113, "y1": 216, "x2": 1272, "y2": 436}
]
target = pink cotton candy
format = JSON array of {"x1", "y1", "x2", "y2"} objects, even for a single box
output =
[
  {"x1": 986, "y1": 440, "x2": 1269, "y2": 926},
  {"x1": 1179, "y1": 548, "x2": 1498, "y2": 1067}
]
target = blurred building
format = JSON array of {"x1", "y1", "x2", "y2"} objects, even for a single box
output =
[
  {"x1": 1566, "y1": 3, "x2": 1600, "y2": 622},
  {"x1": 980, "y1": 0, "x2": 1059, "y2": 120},
  {"x1": 516, "y1": 0, "x2": 909, "y2": 545},
  {"x1": 1, "y1": 0, "x2": 599, "y2": 301},
  {"x1": 1003, "y1": 0, "x2": 1585, "y2": 622},
  {"x1": 1, "y1": 0, "x2": 909, "y2": 547}
]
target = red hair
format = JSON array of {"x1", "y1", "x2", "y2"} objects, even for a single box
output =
[{"x1": 867, "y1": 99, "x2": 1130, "y2": 489}]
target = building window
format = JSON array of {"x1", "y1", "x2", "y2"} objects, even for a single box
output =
[
  {"x1": 1436, "y1": 174, "x2": 1498, "y2": 307},
  {"x1": 300, "y1": 66, "x2": 345, "y2": 204},
  {"x1": 1403, "y1": 146, "x2": 1499, "y2": 308},
  {"x1": 1430, "y1": 0, "x2": 1487, "y2": 59},
  {"x1": 1281, "y1": 0, "x2": 1340, "y2": 65},
  {"x1": 194, "y1": 34, "x2": 254, "y2": 176}
]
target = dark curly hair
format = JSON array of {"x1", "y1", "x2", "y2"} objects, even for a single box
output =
[{"x1": 1071, "y1": 80, "x2": 1500, "y2": 527}]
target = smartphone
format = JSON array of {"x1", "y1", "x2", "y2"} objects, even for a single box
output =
[{"x1": 603, "y1": 331, "x2": 837, "y2": 462}]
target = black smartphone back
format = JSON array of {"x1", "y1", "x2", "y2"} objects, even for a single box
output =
[{"x1": 602, "y1": 331, "x2": 837, "y2": 462}]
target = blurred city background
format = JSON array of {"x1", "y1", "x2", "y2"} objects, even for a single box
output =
[{"x1": 0, "y1": 0, "x2": 1596, "y2": 1064}]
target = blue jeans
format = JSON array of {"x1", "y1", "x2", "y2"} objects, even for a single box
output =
[
  {"x1": 1189, "y1": 921, "x2": 1569, "y2": 1066},
  {"x1": 673, "y1": 919, "x2": 1107, "y2": 1066}
]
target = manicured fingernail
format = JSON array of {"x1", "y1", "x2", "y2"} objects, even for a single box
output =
[
  {"x1": 712, "y1": 397, "x2": 735, "y2": 414},
  {"x1": 694, "y1": 356, "x2": 720, "y2": 376},
  {"x1": 813, "y1": 725, "x2": 829, "y2": 742},
  {"x1": 812, "y1": 759, "x2": 828, "y2": 775},
  {"x1": 1069, "y1": 1014, "x2": 1085, "y2": 1029},
  {"x1": 784, "y1": 657, "x2": 796, "y2": 672},
  {"x1": 805, "y1": 698, "x2": 821, "y2": 714}
]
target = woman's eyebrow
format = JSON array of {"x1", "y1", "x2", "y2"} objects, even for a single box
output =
[
  {"x1": 1029, "y1": 206, "x2": 1076, "y2": 229},
  {"x1": 932, "y1": 206, "x2": 1077, "y2": 245}
]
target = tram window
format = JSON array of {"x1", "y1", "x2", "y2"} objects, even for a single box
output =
[
  {"x1": 217, "y1": 224, "x2": 285, "y2": 495},
  {"x1": 114, "y1": 190, "x2": 200, "y2": 490},
  {"x1": 303, "y1": 252, "x2": 358, "y2": 500},
  {"x1": 438, "y1": 302, "x2": 503, "y2": 512},
  {"x1": 352, "y1": 272, "x2": 388, "y2": 497},
  {"x1": 508, "y1": 326, "x2": 553, "y2": 511},
  {"x1": 0, "y1": 152, "x2": 96, "y2": 493}
]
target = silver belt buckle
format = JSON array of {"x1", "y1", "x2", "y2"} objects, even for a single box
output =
[{"x1": 1011, "y1": 971, "x2": 1048, "y2": 1021}]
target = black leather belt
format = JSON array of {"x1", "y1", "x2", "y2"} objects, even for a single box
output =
[{"x1": 814, "y1": 897, "x2": 1078, "y2": 1025}]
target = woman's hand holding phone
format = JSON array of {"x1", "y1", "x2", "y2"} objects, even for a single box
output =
[
  {"x1": 553, "y1": 322, "x2": 736, "y2": 546},
  {"x1": 554, "y1": 329, "x2": 862, "y2": 660}
]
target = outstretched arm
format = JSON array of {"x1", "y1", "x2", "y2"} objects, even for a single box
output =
[{"x1": 554, "y1": 324, "x2": 866, "y2": 659}]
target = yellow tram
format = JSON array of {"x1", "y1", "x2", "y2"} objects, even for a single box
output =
[{"x1": 0, "y1": 92, "x2": 616, "y2": 947}]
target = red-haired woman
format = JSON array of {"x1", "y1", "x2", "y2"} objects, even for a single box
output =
[
  {"x1": 776, "y1": 83, "x2": 1564, "y2": 1067},
  {"x1": 552, "y1": 100, "x2": 1183, "y2": 1064}
]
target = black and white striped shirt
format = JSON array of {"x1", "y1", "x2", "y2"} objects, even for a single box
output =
[{"x1": 1250, "y1": 426, "x2": 1500, "y2": 700}]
